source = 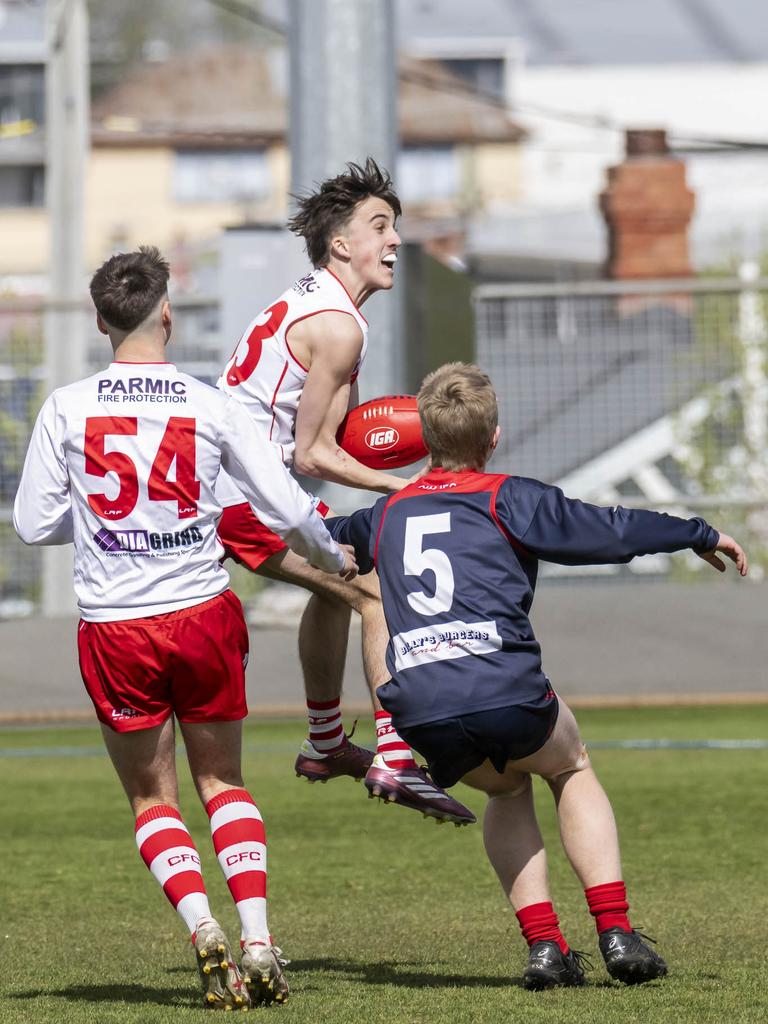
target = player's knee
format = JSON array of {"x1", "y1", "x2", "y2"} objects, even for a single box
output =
[
  {"x1": 541, "y1": 745, "x2": 590, "y2": 784},
  {"x1": 487, "y1": 772, "x2": 532, "y2": 800}
]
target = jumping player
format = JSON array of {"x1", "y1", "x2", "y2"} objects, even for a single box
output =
[
  {"x1": 13, "y1": 247, "x2": 357, "y2": 1009},
  {"x1": 216, "y1": 158, "x2": 474, "y2": 825},
  {"x1": 326, "y1": 362, "x2": 748, "y2": 988}
]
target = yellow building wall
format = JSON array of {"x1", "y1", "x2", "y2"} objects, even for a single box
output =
[
  {"x1": 472, "y1": 142, "x2": 523, "y2": 208},
  {"x1": 86, "y1": 145, "x2": 289, "y2": 268},
  {"x1": 0, "y1": 144, "x2": 290, "y2": 277},
  {"x1": 0, "y1": 209, "x2": 49, "y2": 276}
]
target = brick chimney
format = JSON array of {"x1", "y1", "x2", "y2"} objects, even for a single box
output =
[{"x1": 599, "y1": 129, "x2": 695, "y2": 279}]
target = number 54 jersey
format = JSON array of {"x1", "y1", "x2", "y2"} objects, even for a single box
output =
[
  {"x1": 13, "y1": 361, "x2": 343, "y2": 621},
  {"x1": 327, "y1": 467, "x2": 718, "y2": 729}
]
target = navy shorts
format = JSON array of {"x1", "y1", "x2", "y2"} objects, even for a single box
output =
[{"x1": 396, "y1": 693, "x2": 559, "y2": 789}]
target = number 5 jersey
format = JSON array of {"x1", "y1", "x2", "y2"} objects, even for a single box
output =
[
  {"x1": 13, "y1": 361, "x2": 345, "y2": 621},
  {"x1": 327, "y1": 468, "x2": 719, "y2": 727}
]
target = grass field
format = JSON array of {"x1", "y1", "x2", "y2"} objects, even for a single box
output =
[{"x1": 2, "y1": 705, "x2": 767, "y2": 1024}]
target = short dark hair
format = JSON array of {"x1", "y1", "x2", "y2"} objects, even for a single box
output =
[
  {"x1": 288, "y1": 157, "x2": 401, "y2": 267},
  {"x1": 89, "y1": 245, "x2": 170, "y2": 332}
]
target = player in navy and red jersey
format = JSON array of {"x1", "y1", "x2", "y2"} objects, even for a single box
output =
[
  {"x1": 215, "y1": 158, "x2": 473, "y2": 825},
  {"x1": 327, "y1": 362, "x2": 748, "y2": 989},
  {"x1": 13, "y1": 248, "x2": 358, "y2": 1010}
]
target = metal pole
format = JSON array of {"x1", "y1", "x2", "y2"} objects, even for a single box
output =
[
  {"x1": 42, "y1": 0, "x2": 89, "y2": 616},
  {"x1": 288, "y1": 0, "x2": 402, "y2": 401}
]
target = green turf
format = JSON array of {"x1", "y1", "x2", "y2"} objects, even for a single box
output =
[{"x1": 1, "y1": 707, "x2": 766, "y2": 1024}]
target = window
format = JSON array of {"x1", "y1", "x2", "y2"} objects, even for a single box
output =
[
  {"x1": 397, "y1": 146, "x2": 460, "y2": 204},
  {"x1": 441, "y1": 58, "x2": 505, "y2": 100},
  {"x1": 173, "y1": 149, "x2": 270, "y2": 203},
  {"x1": 0, "y1": 65, "x2": 45, "y2": 127},
  {"x1": 0, "y1": 165, "x2": 44, "y2": 207}
]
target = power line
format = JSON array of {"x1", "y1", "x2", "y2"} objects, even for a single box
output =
[
  {"x1": 398, "y1": 65, "x2": 768, "y2": 152},
  {"x1": 204, "y1": 0, "x2": 286, "y2": 36}
]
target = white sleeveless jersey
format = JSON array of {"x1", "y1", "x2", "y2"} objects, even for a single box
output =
[
  {"x1": 13, "y1": 362, "x2": 344, "y2": 622},
  {"x1": 216, "y1": 267, "x2": 368, "y2": 506}
]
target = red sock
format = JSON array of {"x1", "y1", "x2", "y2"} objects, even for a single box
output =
[
  {"x1": 585, "y1": 881, "x2": 631, "y2": 933},
  {"x1": 307, "y1": 698, "x2": 347, "y2": 754},
  {"x1": 374, "y1": 710, "x2": 417, "y2": 770},
  {"x1": 516, "y1": 901, "x2": 569, "y2": 954}
]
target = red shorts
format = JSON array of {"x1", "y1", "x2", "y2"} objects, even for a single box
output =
[
  {"x1": 78, "y1": 590, "x2": 249, "y2": 733},
  {"x1": 218, "y1": 499, "x2": 331, "y2": 572},
  {"x1": 218, "y1": 502, "x2": 287, "y2": 571}
]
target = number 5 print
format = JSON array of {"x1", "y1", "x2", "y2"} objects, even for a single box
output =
[{"x1": 403, "y1": 513, "x2": 454, "y2": 616}]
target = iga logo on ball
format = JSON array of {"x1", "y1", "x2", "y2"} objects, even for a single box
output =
[
  {"x1": 336, "y1": 395, "x2": 427, "y2": 469},
  {"x1": 365, "y1": 427, "x2": 399, "y2": 452}
]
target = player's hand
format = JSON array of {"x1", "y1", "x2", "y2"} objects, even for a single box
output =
[
  {"x1": 401, "y1": 457, "x2": 431, "y2": 488},
  {"x1": 697, "y1": 532, "x2": 748, "y2": 576},
  {"x1": 338, "y1": 543, "x2": 359, "y2": 581}
]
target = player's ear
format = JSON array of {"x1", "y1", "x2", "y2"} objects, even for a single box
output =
[
  {"x1": 95, "y1": 312, "x2": 109, "y2": 336},
  {"x1": 330, "y1": 233, "x2": 351, "y2": 262},
  {"x1": 490, "y1": 425, "x2": 501, "y2": 451},
  {"x1": 161, "y1": 299, "x2": 172, "y2": 343}
]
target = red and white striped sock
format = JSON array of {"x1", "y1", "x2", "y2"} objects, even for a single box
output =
[
  {"x1": 375, "y1": 710, "x2": 418, "y2": 770},
  {"x1": 206, "y1": 788, "x2": 269, "y2": 945},
  {"x1": 134, "y1": 804, "x2": 212, "y2": 935},
  {"x1": 307, "y1": 698, "x2": 347, "y2": 754}
]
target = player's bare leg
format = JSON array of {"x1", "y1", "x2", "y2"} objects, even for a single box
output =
[
  {"x1": 257, "y1": 547, "x2": 475, "y2": 823},
  {"x1": 548, "y1": 764, "x2": 667, "y2": 984},
  {"x1": 462, "y1": 760, "x2": 586, "y2": 988},
  {"x1": 100, "y1": 719, "x2": 249, "y2": 1009},
  {"x1": 182, "y1": 719, "x2": 289, "y2": 1005}
]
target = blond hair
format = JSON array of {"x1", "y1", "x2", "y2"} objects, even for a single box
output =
[{"x1": 418, "y1": 362, "x2": 498, "y2": 471}]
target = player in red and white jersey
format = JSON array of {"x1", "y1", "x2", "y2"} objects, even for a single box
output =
[
  {"x1": 217, "y1": 265, "x2": 368, "y2": 473},
  {"x1": 215, "y1": 158, "x2": 474, "y2": 825},
  {"x1": 13, "y1": 247, "x2": 356, "y2": 1010}
]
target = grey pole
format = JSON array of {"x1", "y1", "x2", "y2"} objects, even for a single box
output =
[
  {"x1": 288, "y1": 0, "x2": 402, "y2": 403},
  {"x1": 42, "y1": 0, "x2": 89, "y2": 616}
]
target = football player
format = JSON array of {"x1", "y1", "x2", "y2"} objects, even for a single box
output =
[
  {"x1": 325, "y1": 362, "x2": 748, "y2": 988},
  {"x1": 14, "y1": 247, "x2": 357, "y2": 1009},
  {"x1": 216, "y1": 158, "x2": 474, "y2": 824}
]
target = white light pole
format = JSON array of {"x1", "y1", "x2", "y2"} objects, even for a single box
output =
[{"x1": 42, "y1": 0, "x2": 89, "y2": 615}]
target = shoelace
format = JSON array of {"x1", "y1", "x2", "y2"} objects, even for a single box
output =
[
  {"x1": 346, "y1": 718, "x2": 359, "y2": 741},
  {"x1": 570, "y1": 948, "x2": 594, "y2": 972},
  {"x1": 631, "y1": 929, "x2": 658, "y2": 945}
]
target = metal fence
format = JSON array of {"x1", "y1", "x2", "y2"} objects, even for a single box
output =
[
  {"x1": 1, "y1": 273, "x2": 767, "y2": 613},
  {"x1": 474, "y1": 272, "x2": 768, "y2": 581}
]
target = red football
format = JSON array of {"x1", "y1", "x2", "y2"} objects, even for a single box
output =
[{"x1": 336, "y1": 395, "x2": 428, "y2": 469}]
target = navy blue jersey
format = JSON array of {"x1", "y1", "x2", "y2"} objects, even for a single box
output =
[{"x1": 327, "y1": 469, "x2": 718, "y2": 729}]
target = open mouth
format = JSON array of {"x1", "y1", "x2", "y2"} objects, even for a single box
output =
[{"x1": 381, "y1": 253, "x2": 398, "y2": 270}]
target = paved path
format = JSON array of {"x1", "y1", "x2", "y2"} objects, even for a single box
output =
[{"x1": 1, "y1": 582, "x2": 765, "y2": 722}]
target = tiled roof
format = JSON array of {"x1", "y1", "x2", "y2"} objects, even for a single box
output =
[{"x1": 91, "y1": 46, "x2": 525, "y2": 148}]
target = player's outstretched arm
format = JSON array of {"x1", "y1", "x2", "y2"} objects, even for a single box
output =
[
  {"x1": 292, "y1": 312, "x2": 407, "y2": 494},
  {"x1": 13, "y1": 395, "x2": 74, "y2": 546},
  {"x1": 696, "y1": 532, "x2": 748, "y2": 576},
  {"x1": 220, "y1": 396, "x2": 346, "y2": 575}
]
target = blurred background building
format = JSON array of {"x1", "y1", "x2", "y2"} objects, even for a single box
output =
[{"x1": 1, "y1": 0, "x2": 767, "y2": 617}]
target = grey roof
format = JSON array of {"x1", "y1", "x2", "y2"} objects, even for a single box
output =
[
  {"x1": 476, "y1": 295, "x2": 732, "y2": 482},
  {"x1": 397, "y1": 0, "x2": 768, "y2": 65}
]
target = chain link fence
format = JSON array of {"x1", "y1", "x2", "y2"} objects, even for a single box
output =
[
  {"x1": 2, "y1": 273, "x2": 767, "y2": 613},
  {"x1": 474, "y1": 272, "x2": 768, "y2": 582}
]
